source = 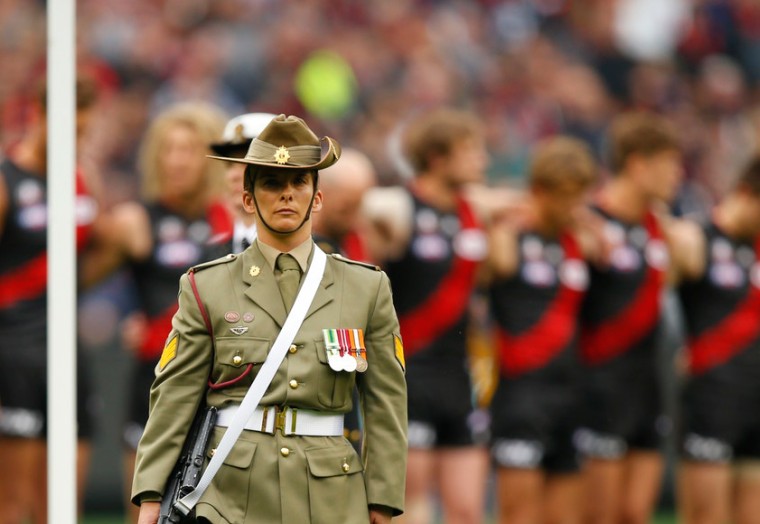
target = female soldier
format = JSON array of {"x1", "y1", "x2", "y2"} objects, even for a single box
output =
[{"x1": 131, "y1": 114, "x2": 407, "y2": 523}]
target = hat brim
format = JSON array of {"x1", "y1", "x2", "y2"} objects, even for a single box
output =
[
  {"x1": 209, "y1": 139, "x2": 253, "y2": 157},
  {"x1": 207, "y1": 136, "x2": 341, "y2": 171}
]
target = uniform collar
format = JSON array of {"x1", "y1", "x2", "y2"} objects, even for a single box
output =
[
  {"x1": 256, "y1": 237, "x2": 313, "y2": 273},
  {"x1": 242, "y1": 237, "x2": 333, "y2": 328}
]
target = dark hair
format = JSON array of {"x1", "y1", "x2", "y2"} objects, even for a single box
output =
[
  {"x1": 736, "y1": 155, "x2": 760, "y2": 195},
  {"x1": 609, "y1": 112, "x2": 680, "y2": 173},
  {"x1": 243, "y1": 165, "x2": 319, "y2": 193},
  {"x1": 402, "y1": 108, "x2": 482, "y2": 173},
  {"x1": 37, "y1": 74, "x2": 99, "y2": 113}
]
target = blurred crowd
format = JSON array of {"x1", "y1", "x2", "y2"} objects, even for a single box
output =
[
  {"x1": 3, "y1": 0, "x2": 760, "y2": 205},
  {"x1": 3, "y1": 0, "x2": 760, "y2": 522}
]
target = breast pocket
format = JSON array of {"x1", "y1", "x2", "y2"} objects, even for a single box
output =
[
  {"x1": 211, "y1": 337, "x2": 270, "y2": 390},
  {"x1": 305, "y1": 445, "x2": 368, "y2": 524},
  {"x1": 314, "y1": 337, "x2": 355, "y2": 408}
]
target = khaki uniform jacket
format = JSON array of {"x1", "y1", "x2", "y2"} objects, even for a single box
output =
[{"x1": 132, "y1": 241, "x2": 407, "y2": 523}]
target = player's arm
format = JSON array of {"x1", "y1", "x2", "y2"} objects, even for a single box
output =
[
  {"x1": 573, "y1": 206, "x2": 611, "y2": 267},
  {"x1": 486, "y1": 218, "x2": 519, "y2": 283},
  {"x1": 79, "y1": 201, "x2": 153, "y2": 288},
  {"x1": 663, "y1": 216, "x2": 706, "y2": 285},
  {"x1": 361, "y1": 187, "x2": 413, "y2": 264},
  {"x1": 482, "y1": 185, "x2": 533, "y2": 284},
  {"x1": 463, "y1": 183, "x2": 526, "y2": 226},
  {"x1": 0, "y1": 172, "x2": 7, "y2": 238}
]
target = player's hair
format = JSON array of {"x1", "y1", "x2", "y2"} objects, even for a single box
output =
[
  {"x1": 403, "y1": 108, "x2": 483, "y2": 173},
  {"x1": 736, "y1": 154, "x2": 760, "y2": 195},
  {"x1": 36, "y1": 74, "x2": 99, "y2": 112},
  {"x1": 138, "y1": 102, "x2": 227, "y2": 202},
  {"x1": 609, "y1": 112, "x2": 680, "y2": 173},
  {"x1": 530, "y1": 136, "x2": 597, "y2": 191}
]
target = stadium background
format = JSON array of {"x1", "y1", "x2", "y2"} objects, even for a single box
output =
[{"x1": 2, "y1": 0, "x2": 760, "y2": 520}]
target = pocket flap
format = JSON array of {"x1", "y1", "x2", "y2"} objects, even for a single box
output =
[
  {"x1": 215, "y1": 337, "x2": 270, "y2": 368},
  {"x1": 207, "y1": 440, "x2": 257, "y2": 469},
  {"x1": 305, "y1": 446, "x2": 363, "y2": 478}
]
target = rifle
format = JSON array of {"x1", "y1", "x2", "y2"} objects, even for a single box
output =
[{"x1": 158, "y1": 406, "x2": 218, "y2": 524}]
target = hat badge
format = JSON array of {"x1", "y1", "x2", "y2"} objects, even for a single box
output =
[{"x1": 274, "y1": 146, "x2": 290, "y2": 165}]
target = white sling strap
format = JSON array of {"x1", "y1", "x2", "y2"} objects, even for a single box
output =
[{"x1": 175, "y1": 246, "x2": 327, "y2": 515}]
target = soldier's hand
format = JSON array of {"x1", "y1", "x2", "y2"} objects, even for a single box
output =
[
  {"x1": 137, "y1": 501, "x2": 160, "y2": 524},
  {"x1": 369, "y1": 506, "x2": 393, "y2": 524}
]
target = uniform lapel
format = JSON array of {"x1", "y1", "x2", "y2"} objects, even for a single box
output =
[
  {"x1": 242, "y1": 244, "x2": 287, "y2": 327},
  {"x1": 305, "y1": 255, "x2": 334, "y2": 320},
  {"x1": 241, "y1": 243, "x2": 336, "y2": 327}
]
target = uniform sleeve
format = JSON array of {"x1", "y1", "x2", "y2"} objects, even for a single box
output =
[
  {"x1": 131, "y1": 272, "x2": 213, "y2": 505},
  {"x1": 357, "y1": 271, "x2": 408, "y2": 515}
]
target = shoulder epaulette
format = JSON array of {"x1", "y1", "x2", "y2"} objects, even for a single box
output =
[
  {"x1": 330, "y1": 253, "x2": 381, "y2": 271},
  {"x1": 189, "y1": 253, "x2": 238, "y2": 273}
]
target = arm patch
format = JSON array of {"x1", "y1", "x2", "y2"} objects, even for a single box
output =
[
  {"x1": 158, "y1": 334, "x2": 179, "y2": 371},
  {"x1": 394, "y1": 334, "x2": 405, "y2": 372}
]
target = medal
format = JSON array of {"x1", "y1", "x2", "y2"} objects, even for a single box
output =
[
  {"x1": 322, "y1": 329, "x2": 343, "y2": 371},
  {"x1": 323, "y1": 328, "x2": 367, "y2": 373},
  {"x1": 337, "y1": 329, "x2": 357, "y2": 372},
  {"x1": 350, "y1": 329, "x2": 368, "y2": 373}
]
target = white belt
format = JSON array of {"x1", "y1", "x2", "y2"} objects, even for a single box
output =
[{"x1": 216, "y1": 405, "x2": 344, "y2": 437}]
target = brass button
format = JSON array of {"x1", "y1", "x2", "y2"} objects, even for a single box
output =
[
  {"x1": 232, "y1": 355, "x2": 243, "y2": 366},
  {"x1": 288, "y1": 344, "x2": 297, "y2": 354},
  {"x1": 342, "y1": 462, "x2": 350, "y2": 473},
  {"x1": 280, "y1": 447, "x2": 290, "y2": 457},
  {"x1": 289, "y1": 379, "x2": 299, "y2": 389}
]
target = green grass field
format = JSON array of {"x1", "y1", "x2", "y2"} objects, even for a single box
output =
[{"x1": 81, "y1": 512, "x2": 679, "y2": 523}]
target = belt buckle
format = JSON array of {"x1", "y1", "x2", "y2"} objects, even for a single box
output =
[{"x1": 274, "y1": 406, "x2": 297, "y2": 436}]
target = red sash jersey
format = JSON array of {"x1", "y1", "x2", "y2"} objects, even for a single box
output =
[
  {"x1": 384, "y1": 193, "x2": 487, "y2": 365},
  {"x1": 0, "y1": 159, "x2": 97, "y2": 357},
  {"x1": 341, "y1": 230, "x2": 370, "y2": 263},
  {"x1": 679, "y1": 223, "x2": 760, "y2": 375},
  {"x1": 131, "y1": 201, "x2": 231, "y2": 361},
  {"x1": 580, "y1": 209, "x2": 668, "y2": 365},
  {"x1": 490, "y1": 231, "x2": 588, "y2": 378}
]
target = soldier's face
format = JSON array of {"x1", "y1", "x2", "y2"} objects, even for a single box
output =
[{"x1": 244, "y1": 169, "x2": 322, "y2": 231}]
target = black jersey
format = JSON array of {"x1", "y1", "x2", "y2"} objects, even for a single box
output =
[
  {"x1": 384, "y1": 192, "x2": 486, "y2": 365},
  {"x1": 679, "y1": 223, "x2": 760, "y2": 376},
  {"x1": 132, "y1": 201, "x2": 230, "y2": 360},
  {"x1": 580, "y1": 209, "x2": 668, "y2": 366},
  {"x1": 0, "y1": 159, "x2": 96, "y2": 360},
  {"x1": 490, "y1": 230, "x2": 588, "y2": 379}
]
